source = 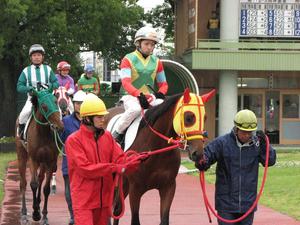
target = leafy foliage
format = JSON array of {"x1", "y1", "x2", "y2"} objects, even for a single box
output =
[
  {"x1": 0, "y1": 0, "x2": 144, "y2": 73},
  {"x1": 143, "y1": 0, "x2": 174, "y2": 42}
]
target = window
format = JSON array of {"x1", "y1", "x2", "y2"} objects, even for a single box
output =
[{"x1": 283, "y1": 94, "x2": 299, "y2": 118}]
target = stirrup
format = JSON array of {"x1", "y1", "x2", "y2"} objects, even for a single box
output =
[
  {"x1": 112, "y1": 131, "x2": 124, "y2": 144},
  {"x1": 18, "y1": 124, "x2": 25, "y2": 140}
]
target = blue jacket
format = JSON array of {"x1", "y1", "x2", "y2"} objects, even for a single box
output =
[
  {"x1": 60, "y1": 113, "x2": 81, "y2": 176},
  {"x1": 203, "y1": 129, "x2": 276, "y2": 213}
]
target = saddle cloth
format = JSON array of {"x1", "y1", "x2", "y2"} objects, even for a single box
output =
[{"x1": 107, "y1": 113, "x2": 143, "y2": 151}]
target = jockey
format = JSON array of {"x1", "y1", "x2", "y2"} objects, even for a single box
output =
[
  {"x1": 56, "y1": 61, "x2": 75, "y2": 96},
  {"x1": 65, "y1": 93, "x2": 141, "y2": 225},
  {"x1": 17, "y1": 44, "x2": 59, "y2": 139},
  {"x1": 77, "y1": 64, "x2": 100, "y2": 95},
  {"x1": 112, "y1": 26, "x2": 168, "y2": 143},
  {"x1": 56, "y1": 61, "x2": 75, "y2": 114}
]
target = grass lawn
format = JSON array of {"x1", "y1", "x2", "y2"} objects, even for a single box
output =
[
  {"x1": 181, "y1": 150, "x2": 300, "y2": 220},
  {"x1": 0, "y1": 152, "x2": 17, "y2": 203}
]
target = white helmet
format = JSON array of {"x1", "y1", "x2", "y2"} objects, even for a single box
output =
[
  {"x1": 134, "y1": 26, "x2": 159, "y2": 46},
  {"x1": 73, "y1": 90, "x2": 87, "y2": 102},
  {"x1": 29, "y1": 44, "x2": 45, "y2": 56}
]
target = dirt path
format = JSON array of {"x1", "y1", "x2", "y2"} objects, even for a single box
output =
[{"x1": 1, "y1": 159, "x2": 300, "y2": 225}]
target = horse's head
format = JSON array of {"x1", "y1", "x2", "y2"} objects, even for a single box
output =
[
  {"x1": 54, "y1": 86, "x2": 71, "y2": 116},
  {"x1": 32, "y1": 89, "x2": 64, "y2": 131},
  {"x1": 173, "y1": 88, "x2": 215, "y2": 162}
]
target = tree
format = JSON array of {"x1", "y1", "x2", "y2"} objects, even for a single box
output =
[
  {"x1": 0, "y1": 0, "x2": 143, "y2": 136},
  {"x1": 143, "y1": 0, "x2": 174, "y2": 42}
]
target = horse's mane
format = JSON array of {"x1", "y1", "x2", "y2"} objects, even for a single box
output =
[
  {"x1": 31, "y1": 95, "x2": 38, "y2": 110},
  {"x1": 139, "y1": 93, "x2": 182, "y2": 130}
]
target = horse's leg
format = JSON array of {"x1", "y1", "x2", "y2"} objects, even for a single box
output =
[
  {"x1": 51, "y1": 163, "x2": 57, "y2": 194},
  {"x1": 17, "y1": 145, "x2": 28, "y2": 224},
  {"x1": 113, "y1": 177, "x2": 129, "y2": 225},
  {"x1": 29, "y1": 161, "x2": 41, "y2": 221},
  {"x1": 158, "y1": 181, "x2": 176, "y2": 225},
  {"x1": 129, "y1": 185, "x2": 144, "y2": 225},
  {"x1": 40, "y1": 168, "x2": 51, "y2": 225}
]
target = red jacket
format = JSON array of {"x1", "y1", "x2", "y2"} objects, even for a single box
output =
[{"x1": 66, "y1": 125, "x2": 125, "y2": 210}]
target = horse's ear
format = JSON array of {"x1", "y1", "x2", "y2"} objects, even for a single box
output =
[
  {"x1": 183, "y1": 88, "x2": 191, "y2": 103},
  {"x1": 201, "y1": 89, "x2": 216, "y2": 103}
]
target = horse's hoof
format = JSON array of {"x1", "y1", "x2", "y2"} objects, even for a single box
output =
[
  {"x1": 20, "y1": 215, "x2": 29, "y2": 225},
  {"x1": 32, "y1": 211, "x2": 41, "y2": 221},
  {"x1": 68, "y1": 218, "x2": 74, "y2": 225},
  {"x1": 40, "y1": 218, "x2": 49, "y2": 225}
]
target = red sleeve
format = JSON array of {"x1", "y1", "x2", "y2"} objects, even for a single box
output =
[
  {"x1": 66, "y1": 135, "x2": 120, "y2": 178},
  {"x1": 158, "y1": 82, "x2": 168, "y2": 94},
  {"x1": 120, "y1": 57, "x2": 131, "y2": 70},
  {"x1": 157, "y1": 60, "x2": 164, "y2": 73}
]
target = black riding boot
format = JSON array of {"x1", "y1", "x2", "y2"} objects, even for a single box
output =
[
  {"x1": 112, "y1": 131, "x2": 124, "y2": 144},
  {"x1": 18, "y1": 123, "x2": 25, "y2": 140}
]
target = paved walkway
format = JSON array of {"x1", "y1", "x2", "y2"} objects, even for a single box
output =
[{"x1": 1, "y1": 159, "x2": 300, "y2": 225}]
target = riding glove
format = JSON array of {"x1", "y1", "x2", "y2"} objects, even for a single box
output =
[
  {"x1": 137, "y1": 93, "x2": 150, "y2": 109},
  {"x1": 154, "y1": 92, "x2": 165, "y2": 99},
  {"x1": 256, "y1": 130, "x2": 266, "y2": 152},
  {"x1": 195, "y1": 158, "x2": 209, "y2": 171}
]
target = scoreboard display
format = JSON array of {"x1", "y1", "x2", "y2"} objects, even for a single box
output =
[{"x1": 240, "y1": 0, "x2": 300, "y2": 37}]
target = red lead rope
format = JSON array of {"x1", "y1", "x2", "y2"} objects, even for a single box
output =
[
  {"x1": 199, "y1": 135, "x2": 270, "y2": 223},
  {"x1": 109, "y1": 107, "x2": 187, "y2": 219},
  {"x1": 110, "y1": 142, "x2": 182, "y2": 219}
]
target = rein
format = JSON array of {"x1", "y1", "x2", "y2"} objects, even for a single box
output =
[
  {"x1": 140, "y1": 108, "x2": 186, "y2": 146},
  {"x1": 199, "y1": 135, "x2": 270, "y2": 224},
  {"x1": 32, "y1": 109, "x2": 66, "y2": 156}
]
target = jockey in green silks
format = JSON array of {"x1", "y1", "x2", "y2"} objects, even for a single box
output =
[{"x1": 17, "y1": 44, "x2": 59, "y2": 139}]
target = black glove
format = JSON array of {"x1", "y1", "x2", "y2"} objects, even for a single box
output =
[
  {"x1": 195, "y1": 158, "x2": 209, "y2": 171},
  {"x1": 154, "y1": 92, "x2": 165, "y2": 99},
  {"x1": 36, "y1": 81, "x2": 42, "y2": 90},
  {"x1": 256, "y1": 130, "x2": 266, "y2": 151},
  {"x1": 137, "y1": 93, "x2": 150, "y2": 109}
]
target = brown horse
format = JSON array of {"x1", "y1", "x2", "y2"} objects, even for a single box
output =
[
  {"x1": 107, "y1": 89, "x2": 215, "y2": 225},
  {"x1": 15, "y1": 88, "x2": 64, "y2": 225}
]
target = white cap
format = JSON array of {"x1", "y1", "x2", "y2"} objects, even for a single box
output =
[{"x1": 73, "y1": 90, "x2": 87, "y2": 102}]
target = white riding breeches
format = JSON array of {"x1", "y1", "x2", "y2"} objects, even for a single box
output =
[
  {"x1": 19, "y1": 97, "x2": 33, "y2": 125},
  {"x1": 116, "y1": 95, "x2": 164, "y2": 134}
]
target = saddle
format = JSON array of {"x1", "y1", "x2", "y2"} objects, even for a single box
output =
[
  {"x1": 107, "y1": 113, "x2": 143, "y2": 151},
  {"x1": 17, "y1": 114, "x2": 33, "y2": 148}
]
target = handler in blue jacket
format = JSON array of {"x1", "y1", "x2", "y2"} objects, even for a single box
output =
[
  {"x1": 195, "y1": 109, "x2": 276, "y2": 225},
  {"x1": 60, "y1": 90, "x2": 86, "y2": 225}
]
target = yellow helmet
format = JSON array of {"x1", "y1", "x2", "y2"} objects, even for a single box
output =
[
  {"x1": 234, "y1": 109, "x2": 257, "y2": 131},
  {"x1": 80, "y1": 93, "x2": 109, "y2": 117}
]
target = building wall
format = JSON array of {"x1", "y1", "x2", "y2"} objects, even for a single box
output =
[
  {"x1": 197, "y1": 0, "x2": 218, "y2": 39},
  {"x1": 175, "y1": 0, "x2": 219, "y2": 57},
  {"x1": 175, "y1": 0, "x2": 189, "y2": 56}
]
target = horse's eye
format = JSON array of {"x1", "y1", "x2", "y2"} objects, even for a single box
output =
[
  {"x1": 55, "y1": 93, "x2": 60, "y2": 99},
  {"x1": 184, "y1": 111, "x2": 196, "y2": 127},
  {"x1": 65, "y1": 92, "x2": 69, "y2": 99},
  {"x1": 41, "y1": 103, "x2": 48, "y2": 112}
]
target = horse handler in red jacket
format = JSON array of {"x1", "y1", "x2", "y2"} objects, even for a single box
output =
[{"x1": 66, "y1": 93, "x2": 141, "y2": 225}]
